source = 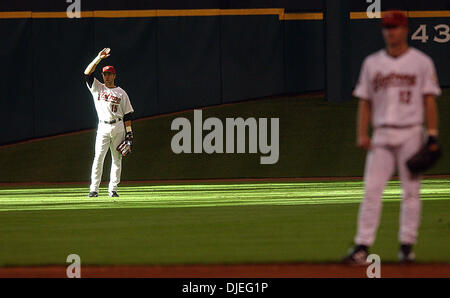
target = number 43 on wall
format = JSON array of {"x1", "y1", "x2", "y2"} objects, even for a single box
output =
[{"x1": 411, "y1": 24, "x2": 450, "y2": 43}]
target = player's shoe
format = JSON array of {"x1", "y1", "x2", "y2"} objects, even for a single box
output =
[
  {"x1": 341, "y1": 244, "x2": 369, "y2": 265},
  {"x1": 88, "y1": 191, "x2": 98, "y2": 198},
  {"x1": 109, "y1": 191, "x2": 119, "y2": 198},
  {"x1": 398, "y1": 244, "x2": 415, "y2": 263}
]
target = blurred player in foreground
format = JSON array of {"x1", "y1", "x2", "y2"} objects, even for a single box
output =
[{"x1": 343, "y1": 11, "x2": 441, "y2": 264}]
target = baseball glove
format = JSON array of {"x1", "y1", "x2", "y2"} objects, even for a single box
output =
[
  {"x1": 406, "y1": 136, "x2": 441, "y2": 174},
  {"x1": 117, "y1": 131, "x2": 133, "y2": 157}
]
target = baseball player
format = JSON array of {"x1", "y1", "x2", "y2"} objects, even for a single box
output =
[
  {"x1": 84, "y1": 48, "x2": 134, "y2": 198},
  {"x1": 342, "y1": 11, "x2": 441, "y2": 264}
]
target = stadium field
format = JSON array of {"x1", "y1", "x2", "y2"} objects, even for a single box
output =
[
  {"x1": 0, "y1": 178, "x2": 448, "y2": 277},
  {"x1": 1, "y1": 90, "x2": 449, "y2": 277}
]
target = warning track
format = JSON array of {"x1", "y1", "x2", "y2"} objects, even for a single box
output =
[{"x1": 0, "y1": 263, "x2": 449, "y2": 278}]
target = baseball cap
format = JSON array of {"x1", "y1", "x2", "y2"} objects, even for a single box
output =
[
  {"x1": 102, "y1": 65, "x2": 116, "y2": 74},
  {"x1": 381, "y1": 10, "x2": 408, "y2": 28}
]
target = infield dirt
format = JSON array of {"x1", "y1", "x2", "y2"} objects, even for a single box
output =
[{"x1": 0, "y1": 263, "x2": 449, "y2": 278}]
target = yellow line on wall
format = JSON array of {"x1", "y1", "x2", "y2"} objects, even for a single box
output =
[
  {"x1": 350, "y1": 11, "x2": 404, "y2": 19},
  {"x1": 0, "y1": 9, "x2": 317, "y2": 20},
  {"x1": 0, "y1": 9, "x2": 448, "y2": 20},
  {"x1": 282, "y1": 13, "x2": 323, "y2": 20},
  {"x1": 32, "y1": 11, "x2": 80, "y2": 18},
  {"x1": 350, "y1": 10, "x2": 450, "y2": 19},
  {"x1": 93, "y1": 10, "x2": 156, "y2": 18},
  {"x1": 0, "y1": 11, "x2": 31, "y2": 18},
  {"x1": 407, "y1": 10, "x2": 450, "y2": 18},
  {"x1": 157, "y1": 9, "x2": 220, "y2": 17},
  {"x1": 220, "y1": 8, "x2": 285, "y2": 17},
  {"x1": 0, "y1": 8, "x2": 286, "y2": 19}
]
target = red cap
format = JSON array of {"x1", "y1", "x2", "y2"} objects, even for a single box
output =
[
  {"x1": 381, "y1": 10, "x2": 408, "y2": 28},
  {"x1": 102, "y1": 65, "x2": 116, "y2": 74}
]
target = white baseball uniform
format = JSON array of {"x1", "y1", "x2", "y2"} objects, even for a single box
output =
[
  {"x1": 353, "y1": 47, "x2": 441, "y2": 246},
  {"x1": 86, "y1": 76, "x2": 134, "y2": 193}
]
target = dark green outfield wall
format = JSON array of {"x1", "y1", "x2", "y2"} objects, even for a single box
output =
[
  {"x1": 1, "y1": 0, "x2": 449, "y2": 145},
  {"x1": 1, "y1": 14, "x2": 324, "y2": 145},
  {"x1": 350, "y1": 17, "x2": 450, "y2": 87}
]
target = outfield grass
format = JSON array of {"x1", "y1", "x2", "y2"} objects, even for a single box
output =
[
  {"x1": 0, "y1": 179, "x2": 448, "y2": 266},
  {"x1": 1, "y1": 90, "x2": 449, "y2": 267},
  {"x1": 1, "y1": 89, "x2": 449, "y2": 182}
]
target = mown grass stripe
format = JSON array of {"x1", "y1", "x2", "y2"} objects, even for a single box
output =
[{"x1": 0, "y1": 179, "x2": 448, "y2": 212}]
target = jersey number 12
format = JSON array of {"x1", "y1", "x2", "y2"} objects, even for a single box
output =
[{"x1": 399, "y1": 90, "x2": 412, "y2": 104}]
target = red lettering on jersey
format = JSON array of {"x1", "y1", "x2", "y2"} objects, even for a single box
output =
[
  {"x1": 98, "y1": 91, "x2": 121, "y2": 104},
  {"x1": 373, "y1": 72, "x2": 416, "y2": 92}
]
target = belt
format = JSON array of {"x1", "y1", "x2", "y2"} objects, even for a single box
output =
[
  {"x1": 376, "y1": 124, "x2": 421, "y2": 129},
  {"x1": 101, "y1": 118, "x2": 122, "y2": 124}
]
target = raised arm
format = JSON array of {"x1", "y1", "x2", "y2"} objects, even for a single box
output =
[{"x1": 84, "y1": 48, "x2": 111, "y2": 75}]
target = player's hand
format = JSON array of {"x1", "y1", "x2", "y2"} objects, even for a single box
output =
[
  {"x1": 98, "y1": 48, "x2": 111, "y2": 60},
  {"x1": 357, "y1": 135, "x2": 371, "y2": 150},
  {"x1": 125, "y1": 131, "x2": 134, "y2": 147},
  {"x1": 125, "y1": 131, "x2": 133, "y2": 140}
]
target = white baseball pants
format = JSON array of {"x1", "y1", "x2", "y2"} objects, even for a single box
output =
[
  {"x1": 355, "y1": 128, "x2": 423, "y2": 246},
  {"x1": 89, "y1": 121, "x2": 125, "y2": 193}
]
